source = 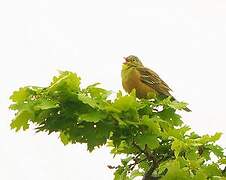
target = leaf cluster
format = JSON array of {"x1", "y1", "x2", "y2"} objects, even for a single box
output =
[{"x1": 10, "y1": 71, "x2": 226, "y2": 179}]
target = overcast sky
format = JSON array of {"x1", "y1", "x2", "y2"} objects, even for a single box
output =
[{"x1": 1, "y1": 0, "x2": 226, "y2": 179}]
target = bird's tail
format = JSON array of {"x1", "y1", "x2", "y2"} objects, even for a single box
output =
[{"x1": 183, "y1": 106, "x2": 191, "y2": 112}]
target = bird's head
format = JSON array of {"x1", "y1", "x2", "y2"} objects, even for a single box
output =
[{"x1": 123, "y1": 55, "x2": 143, "y2": 67}]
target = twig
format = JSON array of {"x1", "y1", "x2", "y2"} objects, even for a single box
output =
[
  {"x1": 129, "y1": 157, "x2": 148, "y2": 170},
  {"x1": 132, "y1": 142, "x2": 160, "y2": 179},
  {"x1": 107, "y1": 165, "x2": 119, "y2": 169},
  {"x1": 142, "y1": 163, "x2": 159, "y2": 180}
]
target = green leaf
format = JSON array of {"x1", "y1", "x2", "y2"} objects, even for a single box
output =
[
  {"x1": 33, "y1": 99, "x2": 59, "y2": 110},
  {"x1": 10, "y1": 110, "x2": 32, "y2": 131},
  {"x1": 189, "y1": 158, "x2": 204, "y2": 170},
  {"x1": 161, "y1": 160, "x2": 190, "y2": 180},
  {"x1": 10, "y1": 87, "x2": 33, "y2": 102},
  {"x1": 78, "y1": 93, "x2": 98, "y2": 108},
  {"x1": 141, "y1": 115, "x2": 161, "y2": 135},
  {"x1": 138, "y1": 160, "x2": 150, "y2": 172},
  {"x1": 169, "y1": 101, "x2": 189, "y2": 110},
  {"x1": 158, "y1": 108, "x2": 183, "y2": 126},
  {"x1": 177, "y1": 156, "x2": 188, "y2": 168},
  {"x1": 160, "y1": 97, "x2": 189, "y2": 110},
  {"x1": 203, "y1": 164, "x2": 222, "y2": 177},
  {"x1": 206, "y1": 144, "x2": 224, "y2": 158},
  {"x1": 113, "y1": 94, "x2": 138, "y2": 112},
  {"x1": 185, "y1": 149, "x2": 199, "y2": 160},
  {"x1": 135, "y1": 133, "x2": 159, "y2": 149},
  {"x1": 110, "y1": 140, "x2": 135, "y2": 155},
  {"x1": 209, "y1": 132, "x2": 222, "y2": 142},
  {"x1": 121, "y1": 156, "x2": 133, "y2": 166},
  {"x1": 49, "y1": 71, "x2": 80, "y2": 92},
  {"x1": 130, "y1": 169, "x2": 143, "y2": 179},
  {"x1": 84, "y1": 122, "x2": 112, "y2": 152},
  {"x1": 218, "y1": 158, "x2": 226, "y2": 164},
  {"x1": 197, "y1": 132, "x2": 222, "y2": 144},
  {"x1": 60, "y1": 132, "x2": 69, "y2": 145},
  {"x1": 171, "y1": 139, "x2": 186, "y2": 157},
  {"x1": 86, "y1": 83, "x2": 111, "y2": 100},
  {"x1": 79, "y1": 111, "x2": 107, "y2": 123},
  {"x1": 114, "y1": 166, "x2": 129, "y2": 180},
  {"x1": 193, "y1": 169, "x2": 207, "y2": 180},
  {"x1": 212, "y1": 176, "x2": 226, "y2": 180}
]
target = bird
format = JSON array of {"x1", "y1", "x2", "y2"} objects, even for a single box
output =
[{"x1": 121, "y1": 55, "x2": 191, "y2": 112}]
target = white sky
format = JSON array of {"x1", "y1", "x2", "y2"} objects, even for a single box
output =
[{"x1": 1, "y1": 0, "x2": 226, "y2": 179}]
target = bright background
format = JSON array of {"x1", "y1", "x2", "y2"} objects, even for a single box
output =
[{"x1": 1, "y1": 0, "x2": 226, "y2": 179}]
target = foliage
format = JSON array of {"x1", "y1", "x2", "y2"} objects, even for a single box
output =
[{"x1": 10, "y1": 71, "x2": 226, "y2": 180}]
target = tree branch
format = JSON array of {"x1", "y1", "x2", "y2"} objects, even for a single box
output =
[
  {"x1": 132, "y1": 142, "x2": 160, "y2": 180},
  {"x1": 142, "y1": 163, "x2": 159, "y2": 180}
]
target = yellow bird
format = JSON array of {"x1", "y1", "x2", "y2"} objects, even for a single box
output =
[{"x1": 121, "y1": 55, "x2": 191, "y2": 112}]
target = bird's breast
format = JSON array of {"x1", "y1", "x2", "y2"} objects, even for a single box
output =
[
  {"x1": 122, "y1": 67, "x2": 157, "y2": 98},
  {"x1": 122, "y1": 67, "x2": 140, "y2": 92}
]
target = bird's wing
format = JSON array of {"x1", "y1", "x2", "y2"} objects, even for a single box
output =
[{"x1": 137, "y1": 67, "x2": 173, "y2": 96}]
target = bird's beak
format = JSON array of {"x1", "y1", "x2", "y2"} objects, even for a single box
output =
[{"x1": 123, "y1": 57, "x2": 129, "y2": 64}]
